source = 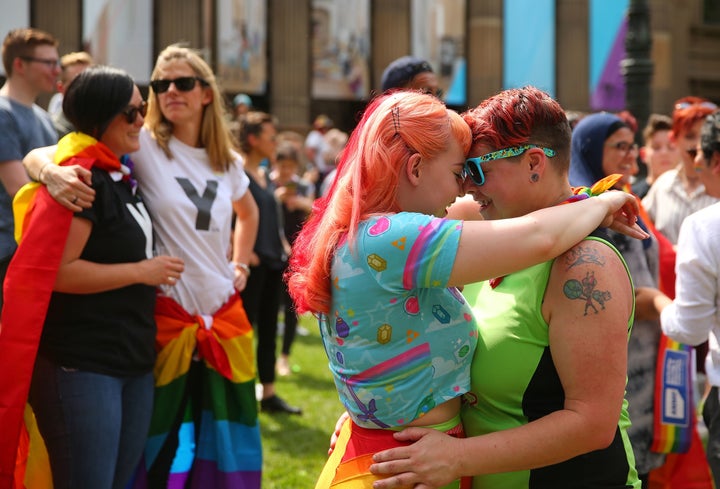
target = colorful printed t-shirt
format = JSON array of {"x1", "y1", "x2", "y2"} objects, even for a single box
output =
[{"x1": 321, "y1": 212, "x2": 477, "y2": 429}]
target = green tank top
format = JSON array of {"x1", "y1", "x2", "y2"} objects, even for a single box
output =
[{"x1": 461, "y1": 236, "x2": 640, "y2": 489}]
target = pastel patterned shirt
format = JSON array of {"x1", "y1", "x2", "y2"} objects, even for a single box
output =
[{"x1": 320, "y1": 212, "x2": 477, "y2": 429}]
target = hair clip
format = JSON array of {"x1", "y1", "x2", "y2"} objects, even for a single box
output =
[{"x1": 391, "y1": 106, "x2": 401, "y2": 135}]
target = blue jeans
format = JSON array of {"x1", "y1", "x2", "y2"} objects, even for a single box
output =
[{"x1": 29, "y1": 355, "x2": 154, "y2": 489}]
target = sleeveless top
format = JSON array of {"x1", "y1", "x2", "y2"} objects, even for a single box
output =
[{"x1": 461, "y1": 235, "x2": 640, "y2": 489}]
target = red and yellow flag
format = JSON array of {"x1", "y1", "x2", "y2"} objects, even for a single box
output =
[{"x1": 0, "y1": 133, "x2": 121, "y2": 489}]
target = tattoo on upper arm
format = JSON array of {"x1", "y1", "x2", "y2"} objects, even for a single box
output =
[
  {"x1": 564, "y1": 246, "x2": 606, "y2": 269},
  {"x1": 563, "y1": 271, "x2": 612, "y2": 316}
]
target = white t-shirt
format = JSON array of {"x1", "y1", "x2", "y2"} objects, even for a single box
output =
[
  {"x1": 661, "y1": 202, "x2": 720, "y2": 387},
  {"x1": 133, "y1": 128, "x2": 250, "y2": 315},
  {"x1": 48, "y1": 93, "x2": 63, "y2": 116},
  {"x1": 641, "y1": 168, "x2": 718, "y2": 244}
]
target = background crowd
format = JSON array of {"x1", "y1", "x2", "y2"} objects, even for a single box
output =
[{"x1": 0, "y1": 26, "x2": 719, "y2": 489}]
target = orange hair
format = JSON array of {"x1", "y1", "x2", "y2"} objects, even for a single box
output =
[{"x1": 287, "y1": 91, "x2": 471, "y2": 315}]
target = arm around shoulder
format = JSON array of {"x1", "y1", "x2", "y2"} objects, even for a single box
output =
[
  {"x1": 449, "y1": 191, "x2": 643, "y2": 287},
  {"x1": 23, "y1": 144, "x2": 95, "y2": 210}
]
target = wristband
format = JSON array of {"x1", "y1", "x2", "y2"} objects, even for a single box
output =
[
  {"x1": 232, "y1": 261, "x2": 251, "y2": 277},
  {"x1": 565, "y1": 174, "x2": 623, "y2": 203}
]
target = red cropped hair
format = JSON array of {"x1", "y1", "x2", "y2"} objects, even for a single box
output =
[{"x1": 462, "y1": 86, "x2": 571, "y2": 172}]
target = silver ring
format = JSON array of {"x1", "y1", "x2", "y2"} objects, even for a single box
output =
[
  {"x1": 71, "y1": 196, "x2": 78, "y2": 204},
  {"x1": 168, "y1": 276, "x2": 175, "y2": 282}
]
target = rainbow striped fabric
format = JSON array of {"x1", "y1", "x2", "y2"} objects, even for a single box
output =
[
  {"x1": 315, "y1": 417, "x2": 470, "y2": 489},
  {"x1": 0, "y1": 133, "x2": 124, "y2": 489},
  {"x1": 131, "y1": 294, "x2": 262, "y2": 489},
  {"x1": 651, "y1": 334, "x2": 693, "y2": 454},
  {"x1": 402, "y1": 217, "x2": 460, "y2": 290}
]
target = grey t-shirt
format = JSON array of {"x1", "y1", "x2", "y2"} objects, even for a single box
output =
[{"x1": 0, "y1": 96, "x2": 57, "y2": 260}]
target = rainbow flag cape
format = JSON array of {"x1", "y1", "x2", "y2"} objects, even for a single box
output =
[
  {"x1": 651, "y1": 334, "x2": 693, "y2": 454},
  {"x1": 0, "y1": 133, "x2": 122, "y2": 489},
  {"x1": 132, "y1": 294, "x2": 261, "y2": 489}
]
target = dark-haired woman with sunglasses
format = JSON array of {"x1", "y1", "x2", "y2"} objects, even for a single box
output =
[
  {"x1": 21, "y1": 46, "x2": 262, "y2": 488},
  {"x1": 2, "y1": 65, "x2": 184, "y2": 489}
]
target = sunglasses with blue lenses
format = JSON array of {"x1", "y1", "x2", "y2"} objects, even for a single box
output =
[
  {"x1": 463, "y1": 144, "x2": 556, "y2": 186},
  {"x1": 150, "y1": 76, "x2": 208, "y2": 94}
]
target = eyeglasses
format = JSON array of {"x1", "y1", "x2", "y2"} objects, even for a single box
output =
[
  {"x1": 674, "y1": 101, "x2": 718, "y2": 111},
  {"x1": 20, "y1": 56, "x2": 59, "y2": 68},
  {"x1": 606, "y1": 141, "x2": 639, "y2": 157},
  {"x1": 463, "y1": 144, "x2": 556, "y2": 186},
  {"x1": 121, "y1": 101, "x2": 147, "y2": 124},
  {"x1": 150, "y1": 76, "x2": 208, "y2": 94}
]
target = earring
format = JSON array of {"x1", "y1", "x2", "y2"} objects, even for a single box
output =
[{"x1": 530, "y1": 173, "x2": 540, "y2": 183}]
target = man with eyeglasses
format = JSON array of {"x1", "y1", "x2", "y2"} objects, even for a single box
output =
[
  {"x1": 0, "y1": 28, "x2": 59, "y2": 313},
  {"x1": 642, "y1": 96, "x2": 719, "y2": 245}
]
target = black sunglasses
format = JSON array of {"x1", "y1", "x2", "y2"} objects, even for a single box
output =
[
  {"x1": 121, "y1": 101, "x2": 147, "y2": 124},
  {"x1": 150, "y1": 76, "x2": 207, "y2": 94}
]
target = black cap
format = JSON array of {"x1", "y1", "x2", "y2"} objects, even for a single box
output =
[{"x1": 381, "y1": 56, "x2": 434, "y2": 92}]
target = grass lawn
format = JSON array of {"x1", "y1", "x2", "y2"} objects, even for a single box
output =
[{"x1": 259, "y1": 313, "x2": 343, "y2": 488}]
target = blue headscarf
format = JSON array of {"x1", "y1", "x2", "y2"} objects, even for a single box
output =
[
  {"x1": 570, "y1": 112, "x2": 653, "y2": 248},
  {"x1": 569, "y1": 112, "x2": 628, "y2": 187}
]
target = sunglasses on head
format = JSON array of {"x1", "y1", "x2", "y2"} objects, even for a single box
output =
[
  {"x1": 149, "y1": 76, "x2": 207, "y2": 94},
  {"x1": 462, "y1": 144, "x2": 557, "y2": 186},
  {"x1": 121, "y1": 101, "x2": 147, "y2": 124}
]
